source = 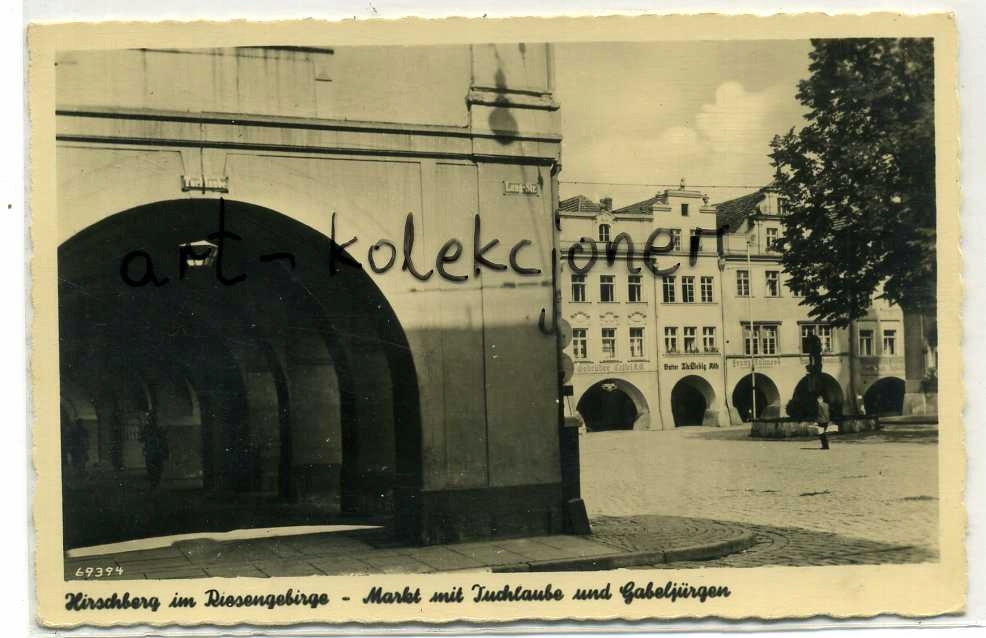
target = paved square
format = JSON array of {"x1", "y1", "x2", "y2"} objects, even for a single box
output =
[{"x1": 580, "y1": 424, "x2": 939, "y2": 562}]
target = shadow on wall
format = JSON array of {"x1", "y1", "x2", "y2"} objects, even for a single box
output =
[{"x1": 486, "y1": 49, "x2": 520, "y2": 145}]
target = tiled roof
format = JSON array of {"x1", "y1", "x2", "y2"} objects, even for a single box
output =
[
  {"x1": 611, "y1": 192, "x2": 667, "y2": 215},
  {"x1": 714, "y1": 189, "x2": 766, "y2": 233},
  {"x1": 559, "y1": 195, "x2": 603, "y2": 213}
]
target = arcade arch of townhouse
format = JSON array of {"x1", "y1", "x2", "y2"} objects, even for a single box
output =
[
  {"x1": 55, "y1": 45, "x2": 570, "y2": 548},
  {"x1": 558, "y1": 186, "x2": 908, "y2": 431}
]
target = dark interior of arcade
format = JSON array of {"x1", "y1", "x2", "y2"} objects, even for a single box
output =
[
  {"x1": 731, "y1": 373, "x2": 781, "y2": 421},
  {"x1": 58, "y1": 199, "x2": 421, "y2": 549},
  {"x1": 576, "y1": 382, "x2": 638, "y2": 432}
]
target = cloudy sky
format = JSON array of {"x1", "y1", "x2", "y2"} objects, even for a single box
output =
[{"x1": 552, "y1": 40, "x2": 814, "y2": 207}]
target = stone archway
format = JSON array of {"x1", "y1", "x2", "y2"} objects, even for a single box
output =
[
  {"x1": 732, "y1": 373, "x2": 782, "y2": 421},
  {"x1": 864, "y1": 377, "x2": 906, "y2": 416},
  {"x1": 576, "y1": 378, "x2": 650, "y2": 432},
  {"x1": 58, "y1": 198, "x2": 422, "y2": 548},
  {"x1": 792, "y1": 373, "x2": 846, "y2": 417},
  {"x1": 670, "y1": 375, "x2": 718, "y2": 427}
]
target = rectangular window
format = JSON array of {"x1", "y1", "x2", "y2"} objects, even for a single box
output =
[
  {"x1": 761, "y1": 325, "x2": 778, "y2": 355},
  {"x1": 683, "y1": 326, "x2": 698, "y2": 353},
  {"x1": 628, "y1": 274, "x2": 642, "y2": 302},
  {"x1": 629, "y1": 327, "x2": 644, "y2": 358},
  {"x1": 819, "y1": 325, "x2": 833, "y2": 353},
  {"x1": 802, "y1": 324, "x2": 834, "y2": 353},
  {"x1": 600, "y1": 275, "x2": 615, "y2": 303},
  {"x1": 571, "y1": 274, "x2": 586, "y2": 302},
  {"x1": 598, "y1": 224, "x2": 611, "y2": 243},
  {"x1": 670, "y1": 229, "x2": 682, "y2": 252},
  {"x1": 736, "y1": 270, "x2": 750, "y2": 297},
  {"x1": 681, "y1": 203, "x2": 689, "y2": 216},
  {"x1": 801, "y1": 324, "x2": 815, "y2": 353},
  {"x1": 681, "y1": 276, "x2": 695, "y2": 303},
  {"x1": 664, "y1": 327, "x2": 678, "y2": 353},
  {"x1": 859, "y1": 329, "x2": 874, "y2": 356},
  {"x1": 601, "y1": 328, "x2": 617, "y2": 359},
  {"x1": 662, "y1": 275, "x2": 676, "y2": 303},
  {"x1": 765, "y1": 271, "x2": 780, "y2": 297},
  {"x1": 572, "y1": 328, "x2": 588, "y2": 360},
  {"x1": 766, "y1": 227, "x2": 779, "y2": 251},
  {"x1": 700, "y1": 276, "x2": 714, "y2": 303},
  {"x1": 883, "y1": 329, "x2": 897, "y2": 355},
  {"x1": 702, "y1": 326, "x2": 717, "y2": 352},
  {"x1": 744, "y1": 324, "x2": 759, "y2": 356}
]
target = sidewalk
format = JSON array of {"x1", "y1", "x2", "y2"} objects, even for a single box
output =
[{"x1": 64, "y1": 515, "x2": 755, "y2": 580}]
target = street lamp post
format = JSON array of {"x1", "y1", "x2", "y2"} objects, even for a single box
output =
[{"x1": 747, "y1": 220, "x2": 757, "y2": 421}]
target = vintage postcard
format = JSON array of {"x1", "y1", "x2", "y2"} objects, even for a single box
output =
[{"x1": 29, "y1": 13, "x2": 963, "y2": 628}]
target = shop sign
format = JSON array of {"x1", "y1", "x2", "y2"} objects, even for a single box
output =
[
  {"x1": 575, "y1": 361, "x2": 645, "y2": 374},
  {"x1": 663, "y1": 361, "x2": 719, "y2": 371},
  {"x1": 731, "y1": 357, "x2": 780, "y2": 369}
]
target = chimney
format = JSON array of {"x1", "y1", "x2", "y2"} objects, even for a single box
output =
[{"x1": 600, "y1": 196, "x2": 613, "y2": 212}]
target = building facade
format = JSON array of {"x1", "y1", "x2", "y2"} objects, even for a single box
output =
[
  {"x1": 560, "y1": 182, "x2": 908, "y2": 432},
  {"x1": 56, "y1": 45, "x2": 567, "y2": 548}
]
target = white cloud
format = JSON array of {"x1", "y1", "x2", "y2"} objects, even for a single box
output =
[
  {"x1": 559, "y1": 80, "x2": 805, "y2": 205},
  {"x1": 696, "y1": 81, "x2": 790, "y2": 155}
]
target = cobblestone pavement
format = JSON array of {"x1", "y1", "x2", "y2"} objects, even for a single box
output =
[
  {"x1": 66, "y1": 516, "x2": 757, "y2": 579},
  {"x1": 65, "y1": 530, "x2": 624, "y2": 580},
  {"x1": 656, "y1": 521, "x2": 937, "y2": 568},
  {"x1": 589, "y1": 516, "x2": 935, "y2": 569},
  {"x1": 580, "y1": 423, "x2": 939, "y2": 559}
]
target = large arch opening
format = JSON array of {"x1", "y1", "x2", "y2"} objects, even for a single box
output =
[
  {"x1": 576, "y1": 379, "x2": 649, "y2": 432},
  {"x1": 670, "y1": 375, "x2": 717, "y2": 427},
  {"x1": 864, "y1": 377, "x2": 905, "y2": 416},
  {"x1": 58, "y1": 198, "x2": 421, "y2": 549},
  {"x1": 731, "y1": 373, "x2": 781, "y2": 421},
  {"x1": 792, "y1": 373, "x2": 846, "y2": 417}
]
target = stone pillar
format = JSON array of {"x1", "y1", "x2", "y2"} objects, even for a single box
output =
[{"x1": 902, "y1": 306, "x2": 929, "y2": 415}]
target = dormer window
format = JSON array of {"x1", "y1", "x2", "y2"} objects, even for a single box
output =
[{"x1": 598, "y1": 224, "x2": 611, "y2": 242}]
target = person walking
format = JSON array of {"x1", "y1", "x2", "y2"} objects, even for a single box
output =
[{"x1": 816, "y1": 394, "x2": 831, "y2": 450}]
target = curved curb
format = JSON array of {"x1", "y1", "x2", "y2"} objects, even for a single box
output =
[{"x1": 491, "y1": 531, "x2": 756, "y2": 573}]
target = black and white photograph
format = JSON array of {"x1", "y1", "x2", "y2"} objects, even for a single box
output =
[{"x1": 29, "y1": 13, "x2": 963, "y2": 626}]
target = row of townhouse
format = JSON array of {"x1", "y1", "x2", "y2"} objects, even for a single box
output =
[{"x1": 558, "y1": 180, "x2": 906, "y2": 431}]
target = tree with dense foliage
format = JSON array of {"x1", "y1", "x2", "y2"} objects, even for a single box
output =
[
  {"x1": 769, "y1": 38, "x2": 937, "y2": 411},
  {"x1": 769, "y1": 37, "x2": 935, "y2": 322}
]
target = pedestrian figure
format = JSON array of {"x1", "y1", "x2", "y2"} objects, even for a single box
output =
[
  {"x1": 816, "y1": 394, "x2": 831, "y2": 450},
  {"x1": 140, "y1": 411, "x2": 169, "y2": 489}
]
